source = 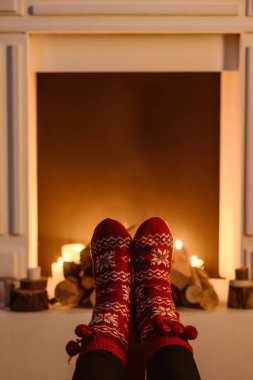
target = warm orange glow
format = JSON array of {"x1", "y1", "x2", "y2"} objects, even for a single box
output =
[
  {"x1": 191, "y1": 255, "x2": 204, "y2": 268},
  {"x1": 175, "y1": 240, "x2": 183, "y2": 250},
  {"x1": 61, "y1": 243, "x2": 85, "y2": 263},
  {"x1": 57, "y1": 257, "x2": 64, "y2": 266},
  {"x1": 51, "y1": 258, "x2": 64, "y2": 280},
  {"x1": 49, "y1": 257, "x2": 65, "y2": 294}
]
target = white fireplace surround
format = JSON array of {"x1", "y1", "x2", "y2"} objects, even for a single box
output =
[{"x1": 0, "y1": 0, "x2": 253, "y2": 279}]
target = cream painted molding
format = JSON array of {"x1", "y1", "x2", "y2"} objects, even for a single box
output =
[
  {"x1": 247, "y1": 0, "x2": 253, "y2": 15},
  {"x1": 245, "y1": 46, "x2": 253, "y2": 236},
  {"x1": 31, "y1": 2, "x2": 240, "y2": 17},
  {"x1": 0, "y1": 45, "x2": 8, "y2": 235},
  {"x1": 243, "y1": 249, "x2": 253, "y2": 277},
  {"x1": 8, "y1": 45, "x2": 24, "y2": 235},
  {"x1": 243, "y1": 237, "x2": 253, "y2": 278},
  {"x1": 0, "y1": 248, "x2": 25, "y2": 277},
  {"x1": 0, "y1": 0, "x2": 23, "y2": 15},
  {"x1": 29, "y1": 34, "x2": 227, "y2": 72}
]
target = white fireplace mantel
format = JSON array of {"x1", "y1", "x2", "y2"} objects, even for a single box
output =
[
  {"x1": 0, "y1": 0, "x2": 253, "y2": 279},
  {"x1": 0, "y1": 1, "x2": 253, "y2": 33},
  {"x1": 2, "y1": 305, "x2": 253, "y2": 380}
]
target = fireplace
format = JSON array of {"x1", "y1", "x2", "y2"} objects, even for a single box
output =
[
  {"x1": 1, "y1": 3, "x2": 253, "y2": 281},
  {"x1": 37, "y1": 72, "x2": 220, "y2": 276}
]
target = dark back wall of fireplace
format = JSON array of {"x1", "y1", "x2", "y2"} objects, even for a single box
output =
[{"x1": 37, "y1": 73, "x2": 220, "y2": 277}]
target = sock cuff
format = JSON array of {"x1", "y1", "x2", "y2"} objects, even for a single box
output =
[
  {"x1": 78, "y1": 336, "x2": 127, "y2": 366},
  {"x1": 144, "y1": 334, "x2": 193, "y2": 363}
]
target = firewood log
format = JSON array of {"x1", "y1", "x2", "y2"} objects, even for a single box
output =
[
  {"x1": 235, "y1": 267, "x2": 249, "y2": 280},
  {"x1": 172, "y1": 249, "x2": 192, "y2": 278},
  {"x1": 182, "y1": 267, "x2": 204, "y2": 305},
  {"x1": 79, "y1": 294, "x2": 93, "y2": 307},
  {"x1": 55, "y1": 279, "x2": 83, "y2": 306},
  {"x1": 190, "y1": 267, "x2": 202, "y2": 288},
  {"x1": 195, "y1": 267, "x2": 210, "y2": 286},
  {"x1": 20, "y1": 278, "x2": 47, "y2": 291},
  {"x1": 185, "y1": 285, "x2": 204, "y2": 304},
  {"x1": 10, "y1": 289, "x2": 48, "y2": 311},
  {"x1": 200, "y1": 289, "x2": 219, "y2": 310},
  {"x1": 194, "y1": 267, "x2": 219, "y2": 309},
  {"x1": 81, "y1": 276, "x2": 94, "y2": 290},
  {"x1": 172, "y1": 285, "x2": 201, "y2": 309},
  {"x1": 195, "y1": 267, "x2": 218, "y2": 292},
  {"x1": 80, "y1": 247, "x2": 93, "y2": 272},
  {"x1": 178, "y1": 266, "x2": 219, "y2": 309},
  {"x1": 171, "y1": 248, "x2": 192, "y2": 291},
  {"x1": 228, "y1": 280, "x2": 253, "y2": 309},
  {"x1": 63, "y1": 262, "x2": 81, "y2": 279},
  {"x1": 171, "y1": 268, "x2": 191, "y2": 290}
]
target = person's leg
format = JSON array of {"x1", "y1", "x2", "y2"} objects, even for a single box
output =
[
  {"x1": 132, "y1": 217, "x2": 199, "y2": 372},
  {"x1": 66, "y1": 218, "x2": 132, "y2": 374},
  {"x1": 72, "y1": 350, "x2": 125, "y2": 380},
  {"x1": 147, "y1": 346, "x2": 201, "y2": 380}
]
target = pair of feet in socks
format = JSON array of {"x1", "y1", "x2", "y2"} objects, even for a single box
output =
[{"x1": 66, "y1": 217, "x2": 197, "y2": 366}]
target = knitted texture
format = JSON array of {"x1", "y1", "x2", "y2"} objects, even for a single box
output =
[
  {"x1": 66, "y1": 218, "x2": 131, "y2": 365},
  {"x1": 132, "y1": 217, "x2": 197, "y2": 362}
]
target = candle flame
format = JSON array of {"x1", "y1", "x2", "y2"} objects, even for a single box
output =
[
  {"x1": 57, "y1": 257, "x2": 64, "y2": 266},
  {"x1": 73, "y1": 244, "x2": 85, "y2": 252},
  {"x1": 191, "y1": 255, "x2": 204, "y2": 268},
  {"x1": 61, "y1": 243, "x2": 85, "y2": 263},
  {"x1": 174, "y1": 240, "x2": 183, "y2": 250},
  {"x1": 63, "y1": 253, "x2": 72, "y2": 262}
]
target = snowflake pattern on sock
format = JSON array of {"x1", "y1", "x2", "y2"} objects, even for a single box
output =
[
  {"x1": 133, "y1": 217, "x2": 197, "y2": 360},
  {"x1": 66, "y1": 219, "x2": 132, "y2": 365},
  {"x1": 89, "y1": 220, "x2": 131, "y2": 350}
]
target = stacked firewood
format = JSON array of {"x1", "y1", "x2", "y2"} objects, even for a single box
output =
[
  {"x1": 171, "y1": 247, "x2": 219, "y2": 310},
  {"x1": 54, "y1": 246, "x2": 95, "y2": 307},
  {"x1": 55, "y1": 227, "x2": 219, "y2": 310},
  {"x1": 54, "y1": 225, "x2": 137, "y2": 307}
]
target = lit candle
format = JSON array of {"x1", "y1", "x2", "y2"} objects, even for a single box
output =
[
  {"x1": 174, "y1": 240, "x2": 183, "y2": 250},
  {"x1": 51, "y1": 257, "x2": 64, "y2": 284},
  {"x1": 191, "y1": 255, "x2": 204, "y2": 268},
  {"x1": 27, "y1": 267, "x2": 41, "y2": 280},
  {"x1": 61, "y1": 243, "x2": 85, "y2": 263}
]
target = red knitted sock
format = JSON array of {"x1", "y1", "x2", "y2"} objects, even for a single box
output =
[
  {"x1": 133, "y1": 217, "x2": 198, "y2": 363},
  {"x1": 66, "y1": 218, "x2": 131, "y2": 366}
]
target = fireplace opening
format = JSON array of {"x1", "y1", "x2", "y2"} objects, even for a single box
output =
[{"x1": 37, "y1": 73, "x2": 220, "y2": 277}]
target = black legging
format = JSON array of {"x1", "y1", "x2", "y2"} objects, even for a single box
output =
[{"x1": 72, "y1": 346, "x2": 201, "y2": 380}]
